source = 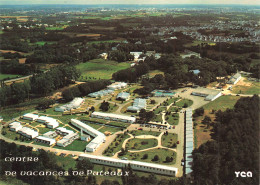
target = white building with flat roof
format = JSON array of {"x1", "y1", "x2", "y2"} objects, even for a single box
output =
[
  {"x1": 56, "y1": 127, "x2": 74, "y2": 136},
  {"x1": 56, "y1": 132, "x2": 79, "y2": 147},
  {"x1": 71, "y1": 119, "x2": 106, "y2": 152},
  {"x1": 79, "y1": 154, "x2": 178, "y2": 176},
  {"x1": 9, "y1": 121, "x2": 22, "y2": 132},
  {"x1": 22, "y1": 113, "x2": 39, "y2": 121},
  {"x1": 17, "y1": 127, "x2": 38, "y2": 139},
  {"x1": 91, "y1": 112, "x2": 136, "y2": 123},
  {"x1": 191, "y1": 87, "x2": 222, "y2": 101},
  {"x1": 35, "y1": 136, "x2": 56, "y2": 146},
  {"x1": 107, "y1": 82, "x2": 127, "y2": 90},
  {"x1": 36, "y1": 116, "x2": 59, "y2": 128}
]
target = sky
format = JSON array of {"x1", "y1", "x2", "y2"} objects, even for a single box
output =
[{"x1": 0, "y1": 0, "x2": 260, "y2": 5}]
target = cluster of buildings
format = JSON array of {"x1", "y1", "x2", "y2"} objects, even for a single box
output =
[
  {"x1": 55, "y1": 97, "x2": 84, "y2": 112},
  {"x1": 88, "y1": 82, "x2": 128, "y2": 98},
  {"x1": 9, "y1": 121, "x2": 39, "y2": 139},
  {"x1": 22, "y1": 113, "x2": 59, "y2": 129},
  {"x1": 181, "y1": 50, "x2": 201, "y2": 59},
  {"x1": 91, "y1": 112, "x2": 136, "y2": 123},
  {"x1": 191, "y1": 87, "x2": 222, "y2": 101},
  {"x1": 185, "y1": 108, "x2": 193, "y2": 175},
  {"x1": 79, "y1": 154, "x2": 178, "y2": 176},
  {"x1": 127, "y1": 98, "x2": 147, "y2": 113},
  {"x1": 71, "y1": 119, "x2": 106, "y2": 152},
  {"x1": 227, "y1": 73, "x2": 241, "y2": 85}
]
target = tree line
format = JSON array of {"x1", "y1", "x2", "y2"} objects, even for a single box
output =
[
  {"x1": 0, "y1": 65, "x2": 80, "y2": 107},
  {"x1": 192, "y1": 95, "x2": 259, "y2": 185}
]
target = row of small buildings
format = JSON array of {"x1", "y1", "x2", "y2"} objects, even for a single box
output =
[
  {"x1": 22, "y1": 113, "x2": 59, "y2": 128},
  {"x1": 55, "y1": 97, "x2": 84, "y2": 112},
  {"x1": 127, "y1": 98, "x2": 147, "y2": 113},
  {"x1": 91, "y1": 112, "x2": 136, "y2": 123},
  {"x1": 185, "y1": 108, "x2": 193, "y2": 175}
]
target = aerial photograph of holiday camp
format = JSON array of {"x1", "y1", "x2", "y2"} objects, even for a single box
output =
[{"x1": 0, "y1": 0, "x2": 259, "y2": 185}]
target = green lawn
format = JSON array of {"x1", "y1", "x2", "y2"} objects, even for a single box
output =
[
  {"x1": 126, "y1": 138, "x2": 158, "y2": 150},
  {"x1": 103, "y1": 133, "x2": 130, "y2": 156},
  {"x1": 129, "y1": 130, "x2": 161, "y2": 137},
  {"x1": 120, "y1": 148, "x2": 176, "y2": 165},
  {"x1": 231, "y1": 81, "x2": 260, "y2": 95},
  {"x1": 152, "y1": 114, "x2": 163, "y2": 122},
  {"x1": 35, "y1": 41, "x2": 57, "y2": 46},
  {"x1": 0, "y1": 73, "x2": 21, "y2": 80},
  {"x1": 54, "y1": 139, "x2": 88, "y2": 152},
  {"x1": 161, "y1": 133, "x2": 178, "y2": 148},
  {"x1": 96, "y1": 103, "x2": 119, "y2": 113},
  {"x1": 175, "y1": 99, "x2": 193, "y2": 108},
  {"x1": 153, "y1": 107, "x2": 166, "y2": 114},
  {"x1": 165, "y1": 113, "x2": 179, "y2": 125},
  {"x1": 166, "y1": 97, "x2": 180, "y2": 105},
  {"x1": 98, "y1": 126, "x2": 122, "y2": 134},
  {"x1": 46, "y1": 27, "x2": 64, "y2": 30},
  {"x1": 55, "y1": 155, "x2": 77, "y2": 170},
  {"x1": 76, "y1": 59, "x2": 130, "y2": 80},
  {"x1": 202, "y1": 95, "x2": 241, "y2": 111}
]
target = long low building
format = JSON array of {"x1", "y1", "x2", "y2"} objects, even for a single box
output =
[
  {"x1": 56, "y1": 132, "x2": 79, "y2": 147},
  {"x1": 9, "y1": 121, "x2": 23, "y2": 132},
  {"x1": 191, "y1": 87, "x2": 222, "y2": 101},
  {"x1": 116, "y1": 92, "x2": 130, "y2": 101},
  {"x1": 22, "y1": 113, "x2": 39, "y2": 121},
  {"x1": 55, "y1": 97, "x2": 84, "y2": 112},
  {"x1": 88, "y1": 90, "x2": 114, "y2": 98},
  {"x1": 35, "y1": 136, "x2": 56, "y2": 146},
  {"x1": 56, "y1": 127, "x2": 74, "y2": 136},
  {"x1": 71, "y1": 119, "x2": 106, "y2": 152},
  {"x1": 227, "y1": 73, "x2": 241, "y2": 85},
  {"x1": 36, "y1": 116, "x2": 59, "y2": 128},
  {"x1": 91, "y1": 112, "x2": 136, "y2": 123},
  {"x1": 79, "y1": 154, "x2": 178, "y2": 176},
  {"x1": 185, "y1": 108, "x2": 193, "y2": 175},
  {"x1": 107, "y1": 82, "x2": 127, "y2": 90},
  {"x1": 17, "y1": 127, "x2": 38, "y2": 139}
]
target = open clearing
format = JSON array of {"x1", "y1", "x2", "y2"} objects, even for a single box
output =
[
  {"x1": 76, "y1": 59, "x2": 130, "y2": 80},
  {"x1": 231, "y1": 78, "x2": 260, "y2": 95},
  {"x1": 0, "y1": 73, "x2": 21, "y2": 80}
]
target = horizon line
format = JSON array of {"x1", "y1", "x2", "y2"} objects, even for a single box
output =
[{"x1": 1, "y1": 4, "x2": 260, "y2": 6}]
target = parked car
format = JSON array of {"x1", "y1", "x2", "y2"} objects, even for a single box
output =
[
  {"x1": 177, "y1": 141, "x2": 180, "y2": 144},
  {"x1": 138, "y1": 128, "x2": 143, "y2": 130}
]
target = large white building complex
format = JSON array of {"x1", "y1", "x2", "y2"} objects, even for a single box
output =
[
  {"x1": 191, "y1": 87, "x2": 222, "y2": 101},
  {"x1": 35, "y1": 136, "x2": 56, "y2": 146},
  {"x1": 55, "y1": 97, "x2": 84, "y2": 112},
  {"x1": 227, "y1": 73, "x2": 241, "y2": 85},
  {"x1": 127, "y1": 98, "x2": 147, "y2": 112},
  {"x1": 79, "y1": 154, "x2": 178, "y2": 176},
  {"x1": 71, "y1": 119, "x2": 106, "y2": 152},
  {"x1": 91, "y1": 112, "x2": 136, "y2": 123},
  {"x1": 185, "y1": 108, "x2": 193, "y2": 175},
  {"x1": 36, "y1": 116, "x2": 59, "y2": 128}
]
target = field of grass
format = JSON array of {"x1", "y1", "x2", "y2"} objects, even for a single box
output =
[
  {"x1": 55, "y1": 155, "x2": 77, "y2": 170},
  {"x1": 0, "y1": 73, "x2": 21, "y2": 80},
  {"x1": 35, "y1": 41, "x2": 57, "y2": 46},
  {"x1": 126, "y1": 138, "x2": 158, "y2": 150},
  {"x1": 202, "y1": 95, "x2": 241, "y2": 111},
  {"x1": 165, "y1": 113, "x2": 179, "y2": 125},
  {"x1": 129, "y1": 130, "x2": 161, "y2": 137},
  {"x1": 161, "y1": 133, "x2": 178, "y2": 148},
  {"x1": 175, "y1": 99, "x2": 193, "y2": 108},
  {"x1": 152, "y1": 114, "x2": 163, "y2": 122},
  {"x1": 153, "y1": 106, "x2": 166, "y2": 114},
  {"x1": 148, "y1": 70, "x2": 164, "y2": 78},
  {"x1": 96, "y1": 103, "x2": 119, "y2": 113},
  {"x1": 120, "y1": 148, "x2": 176, "y2": 165},
  {"x1": 231, "y1": 81, "x2": 260, "y2": 95},
  {"x1": 46, "y1": 27, "x2": 64, "y2": 30},
  {"x1": 98, "y1": 126, "x2": 122, "y2": 134},
  {"x1": 76, "y1": 59, "x2": 130, "y2": 80},
  {"x1": 103, "y1": 133, "x2": 130, "y2": 156},
  {"x1": 54, "y1": 139, "x2": 88, "y2": 152},
  {"x1": 184, "y1": 40, "x2": 216, "y2": 47}
]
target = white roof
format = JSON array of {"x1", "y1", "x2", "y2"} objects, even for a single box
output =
[
  {"x1": 9, "y1": 121, "x2": 21, "y2": 127},
  {"x1": 23, "y1": 113, "x2": 39, "y2": 120},
  {"x1": 71, "y1": 119, "x2": 105, "y2": 138},
  {"x1": 37, "y1": 116, "x2": 58, "y2": 123},
  {"x1": 36, "y1": 136, "x2": 56, "y2": 144},
  {"x1": 79, "y1": 153, "x2": 178, "y2": 172},
  {"x1": 19, "y1": 127, "x2": 38, "y2": 137},
  {"x1": 56, "y1": 127, "x2": 74, "y2": 135},
  {"x1": 91, "y1": 112, "x2": 136, "y2": 122}
]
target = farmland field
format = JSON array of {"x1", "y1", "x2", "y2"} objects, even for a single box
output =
[{"x1": 76, "y1": 59, "x2": 130, "y2": 80}]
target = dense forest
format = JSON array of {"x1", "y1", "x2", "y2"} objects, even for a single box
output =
[{"x1": 192, "y1": 95, "x2": 259, "y2": 185}]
